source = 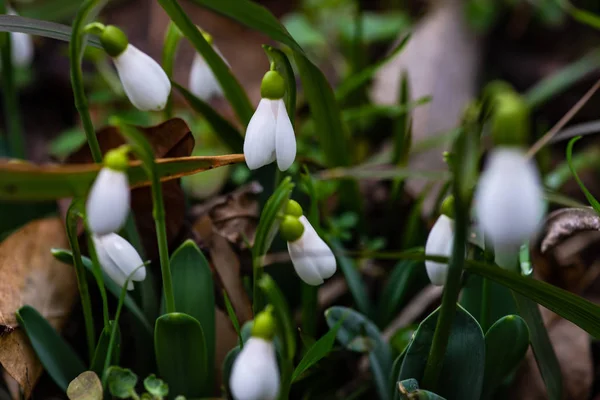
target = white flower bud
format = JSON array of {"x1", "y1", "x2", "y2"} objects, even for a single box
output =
[
  {"x1": 230, "y1": 337, "x2": 280, "y2": 400},
  {"x1": 287, "y1": 216, "x2": 336, "y2": 286},
  {"x1": 7, "y1": 8, "x2": 33, "y2": 68},
  {"x1": 425, "y1": 214, "x2": 454, "y2": 286},
  {"x1": 188, "y1": 46, "x2": 228, "y2": 101},
  {"x1": 475, "y1": 148, "x2": 544, "y2": 260},
  {"x1": 86, "y1": 167, "x2": 130, "y2": 235},
  {"x1": 112, "y1": 44, "x2": 171, "y2": 111},
  {"x1": 243, "y1": 98, "x2": 296, "y2": 171},
  {"x1": 92, "y1": 233, "x2": 146, "y2": 290}
]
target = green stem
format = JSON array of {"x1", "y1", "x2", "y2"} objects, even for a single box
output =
[
  {"x1": 301, "y1": 284, "x2": 318, "y2": 337},
  {"x1": 162, "y1": 21, "x2": 182, "y2": 120},
  {"x1": 86, "y1": 231, "x2": 110, "y2": 328},
  {"x1": 421, "y1": 196, "x2": 468, "y2": 390},
  {"x1": 0, "y1": 0, "x2": 25, "y2": 159},
  {"x1": 70, "y1": 0, "x2": 106, "y2": 163},
  {"x1": 480, "y1": 278, "x2": 490, "y2": 332},
  {"x1": 252, "y1": 256, "x2": 263, "y2": 314}
]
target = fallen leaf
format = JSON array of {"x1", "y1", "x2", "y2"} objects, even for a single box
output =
[
  {"x1": 0, "y1": 217, "x2": 78, "y2": 397},
  {"x1": 66, "y1": 371, "x2": 102, "y2": 400}
]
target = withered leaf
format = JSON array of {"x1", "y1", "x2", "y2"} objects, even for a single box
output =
[
  {"x1": 66, "y1": 371, "x2": 102, "y2": 400},
  {"x1": 537, "y1": 207, "x2": 600, "y2": 254},
  {"x1": 0, "y1": 217, "x2": 78, "y2": 397}
]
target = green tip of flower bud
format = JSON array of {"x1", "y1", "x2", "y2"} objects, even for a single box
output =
[
  {"x1": 440, "y1": 196, "x2": 455, "y2": 219},
  {"x1": 260, "y1": 70, "x2": 285, "y2": 99},
  {"x1": 280, "y1": 215, "x2": 305, "y2": 242},
  {"x1": 285, "y1": 200, "x2": 303, "y2": 218},
  {"x1": 491, "y1": 92, "x2": 530, "y2": 147},
  {"x1": 104, "y1": 145, "x2": 130, "y2": 171},
  {"x1": 252, "y1": 306, "x2": 276, "y2": 340},
  {"x1": 100, "y1": 25, "x2": 129, "y2": 57}
]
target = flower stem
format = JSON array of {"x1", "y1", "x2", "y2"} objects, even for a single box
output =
[
  {"x1": 162, "y1": 21, "x2": 182, "y2": 120},
  {"x1": 421, "y1": 195, "x2": 467, "y2": 391},
  {"x1": 70, "y1": 0, "x2": 107, "y2": 164},
  {"x1": 0, "y1": 3, "x2": 25, "y2": 159},
  {"x1": 86, "y1": 231, "x2": 110, "y2": 328},
  {"x1": 301, "y1": 284, "x2": 317, "y2": 337}
]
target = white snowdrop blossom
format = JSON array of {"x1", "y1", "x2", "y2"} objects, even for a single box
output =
[
  {"x1": 7, "y1": 9, "x2": 33, "y2": 67},
  {"x1": 112, "y1": 44, "x2": 171, "y2": 111},
  {"x1": 230, "y1": 337, "x2": 280, "y2": 400},
  {"x1": 92, "y1": 233, "x2": 146, "y2": 290},
  {"x1": 475, "y1": 148, "x2": 544, "y2": 260},
  {"x1": 188, "y1": 46, "x2": 228, "y2": 101},
  {"x1": 86, "y1": 167, "x2": 130, "y2": 235},
  {"x1": 287, "y1": 216, "x2": 337, "y2": 286},
  {"x1": 425, "y1": 214, "x2": 454, "y2": 286}
]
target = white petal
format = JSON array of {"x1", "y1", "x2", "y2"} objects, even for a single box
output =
[
  {"x1": 188, "y1": 53, "x2": 222, "y2": 101},
  {"x1": 93, "y1": 233, "x2": 146, "y2": 290},
  {"x1": 288, "y1": 216, "x2": 337, "y2": 286},
  {"x1": 274, "y1": 99, "x2": 296, "y2": 171},
  {"x1": 93, "y1": 235, "x2": 130, "y2": 290},
  {"x1": 243, "y1": 98, "x2": 276, "y2": 170},
  {"x1": 230, "y1": 338, "x2": 280, "y2": 400},
  {"x1": 425, "y1": 215, "x2": 454, "y2": 286},
  {"x1": 113, "y1": 44, "x2": 171, "y2": 111},
  {"x1": 86, "y1": 168, "x2": 130, "y2": 235},
  {"x1": 475, "y1": 148, "x2": 544, "y2": 251}
]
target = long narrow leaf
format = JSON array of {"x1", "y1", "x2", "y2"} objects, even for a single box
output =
[
  {"x1": 330, "y1": 239, "x2": 372, "y2": 317},
  {"x1": 292, "y1": 319, "x2": 343, "y2": 382},
  {"x1": 566, "y1": 136, "x2": 600, "y2": 213},
  {"x1": 0, "y1": 15, "x2": 101, "y2": 47}
]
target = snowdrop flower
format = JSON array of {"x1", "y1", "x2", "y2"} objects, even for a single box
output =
[
  {"x1": 86, "y1": 146, "x2": 130, "y2": 235},
  {"x1": 243, "y1": 69, "x2": 295, "y2": 171},
  {"x1": 100, "y1": 25, "x2": 170, "y2": 111},
  {"x1": 188, "y1": 31, "x2": 227, "y2": 101},
  {"x1": 7, "y1": 8, "x2": 33, "y2": 67},
  {"x1": 92, "y1": 233, "x2": 146, "y2": 290},
  {"x1": 475, "y1": 148, "x2": 544, "y2": 265},
  {"x1": 230, "y1": 308, "x2": 280, "y2": 400},
  {"x1": 281, "y1": 201, "x2": 336, "y2": 286},
  {"x1": 425, "y1": 214, "x2": 454, "y2": 286}
]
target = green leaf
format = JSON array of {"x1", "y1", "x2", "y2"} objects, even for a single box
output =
[
  {"x1": 326, "y1": 306, "x2": 392, "y2": 400},
  {"x1": 67, "y1": 371, "x2": 103, "y2": 400},
  {"x1": 465, "y1": 259, "x2": 600, "y2": 338},
  {"x1": 144, "y1": 375, "x2": 169, "y2": 397},
  {"x1": 482, "y1": 315, "x2": 529, "y2": 399},
  {"x1": 329, "y1": 239, "x2": 372, "y2": 317},
  {"x1": 16, "y1": 305, "x2": 85, "y2": 391},
  {"x1": 51, "y1": 249, "x2": 153, "y2": 335},
  {"x1": 566, "y1": 136, "x2": 600, "y2": 213},
  {"x1": 568, "y1": 5, "x2": 600, "y2": 30},
  {"x1": 158, "y1": 0, "x2": 253, "y2": 125},
  {"x1": 377, "y1": 260, "x2": 421, "y2": 326},
  {"x1": 162, "y1": 22, "x2": 183, "y2": 119},
  {"x1": 106, "y1": 366, "x2": 137, "y2": 399},
  {"x1": 292, "y1": 319, "x2": 343, "y2": 382},
  {"x1": 90, "y1": 322, "x2": 121, "y2": 376},
  {"x1": 258, "y1": 274, "x2": 296, "y2": 361},
  {"x1": 155, "y1": 312, "x2": 208, "y2": 398},
  {"x1": 223, "y1": 289, "x2": 243, "y2": 347},
  {"x1": 513, "y1": 294, "x2": 563, "y2": 400},
  {"x1": 167, "y1": 240, "x2": 215, "y2": 387},
  {"x1": 262, "y1": 45, "x2": 296, "y2": 126},
  {"x1": 0, "y1": 14, "x2": 102, "y2": 47},
  {"x1": 172, "y1": 82, "x2": 244, "y2": 152},
  {"x1": 222, "y1": 346, "x2": 241, "y2": 398},
  {"x1": 398, "y1": 305, "x2": 484, "y2": 400},
  {"x1": 0, "y1": 153, "x2": 244, "y2": 201}
]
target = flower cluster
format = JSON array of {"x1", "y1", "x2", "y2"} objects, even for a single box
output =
[{"x1": 85, "y1": 146, "x2": 146, "y2": 290}]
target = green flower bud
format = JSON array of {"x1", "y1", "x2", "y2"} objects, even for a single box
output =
[
  {"x1": 279, "y1": 215, "x2": 305, "y2": 242},
  {"x1": 439, "y1": 196, "x2": 454, "y2": 219},
  {"x1": 251, "y1": 306, "x2": 276, "y2": 341},
  {"x1": 285, "y1": 200, "x2": 303, "y2": 218},
  {"x1": 260, "y1": 70, "x2": 285, "y2": 99},
  {"x1": 104, "y1": 145, "x2": 130, "y2": 172},
  {"x1": 490, "y1": 92, "x2": 530, "y2": 147},
  {"x1": 100, "y1": 25, "x2": 129, "y2": 57}
]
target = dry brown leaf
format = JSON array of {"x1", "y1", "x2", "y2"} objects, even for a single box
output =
[
  {"x1": 66, "y1": 371, "x2": 102, "y2": 400},
  {"x1": 0, "y1": 217, "x2": 78, "y2": 397}
]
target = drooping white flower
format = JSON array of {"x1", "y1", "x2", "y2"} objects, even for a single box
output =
[
  {"x1": 230, "y1": 337, "x2": 280, "y2": 400},
  {"x1": 475, "y1": 148, "x2": 544, "y2": 260},
  {"x1": 86, "y1": 167, "x2": 130, "y2": 235},
  {"x1": 189, "y1": 45, "x2": 229, "y2": 101},
  {"x1": 7, "y1": 9, "x2": 33, "y2": 68},
  {"x1": 425, "y1": 214, "x2": 454, "y2": 286},
  {"x1": 244, "y1": 70, "x2": 295, "y2": 171},
  {"x1": 287, "y1": 216, "x2": 336, "y2": 286},
  {"x1": 112, "y1": 44, "x2": 171, "y2": 111},
  {"x1": 92, "y1": 233, "x2": 146, "y2": 290}
]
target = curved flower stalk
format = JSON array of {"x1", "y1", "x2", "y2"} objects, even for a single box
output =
[
  {"x1": 475, "y1": 147, "x2": 544, "y2": 268},
  {"x1": 92, "y1": 232, "x2": 146, "y2": 290},
  {"x1": 6, "y1": 8, "x2": 33, "y2": 68},
  {"x1": 96, "y1": 24, "x2": 170, "y2": 111},
  {"x1": 86, "y1": 146, "x2": 131, "y2": 235},
  {"x1": 243, "y1": 68, "x2": 295, "y2": 171},
  {"x1": 188, "y1": 31, "x2": 228, "y2": 101},
  {"x1": 280, "y1": 200, "x2": 337, "y2": 286},
  {"x1": 230, "y1": 307, "x2": 280, "y2": 400},
  {"x1": 425, "y1": 214, "x2": 455, "y2": 286}
]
